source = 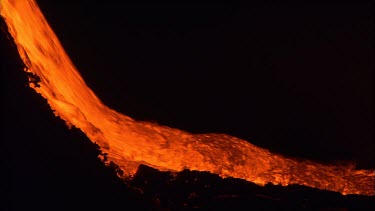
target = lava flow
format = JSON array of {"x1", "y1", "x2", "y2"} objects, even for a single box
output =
[{"x1": 1, "y1": 0, "x2": 374, "y2": 196}]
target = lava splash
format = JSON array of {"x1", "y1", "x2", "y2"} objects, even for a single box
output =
[{"x1": 1, "y1": 0, "x2": 374, "y2": 196}]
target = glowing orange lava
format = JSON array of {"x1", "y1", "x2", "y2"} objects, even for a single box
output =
[{"x1": 1, "y1": 0, "x2": 374, "y2": 196}]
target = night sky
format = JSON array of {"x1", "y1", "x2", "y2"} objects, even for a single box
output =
[{"x1": 1, "y1": 1, "x2": 374, "y2": 209}]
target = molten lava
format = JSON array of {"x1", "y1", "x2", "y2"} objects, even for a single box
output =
[{"x1": 1, "y1": 0, "x2": 374, "y2": 196}]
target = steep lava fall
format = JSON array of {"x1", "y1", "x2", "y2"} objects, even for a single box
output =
[{"x1": 1, "y1": 0, "x2": 374, "y2": 196}]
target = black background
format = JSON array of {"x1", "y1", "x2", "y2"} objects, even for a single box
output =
[
  {"x1": 34, "y1": 0, "x2": 373, "y2": 168},
  {"x1": 1, "y1": 1, "x2": 374, "y2": 210}
]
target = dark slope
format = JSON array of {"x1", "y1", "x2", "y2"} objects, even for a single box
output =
[
  {"x1": 1, "y1": 17, "x2": 150, "y2": 211},
  {"x1": 1, "y1": 17, "x2": 374, "y2": 211}
]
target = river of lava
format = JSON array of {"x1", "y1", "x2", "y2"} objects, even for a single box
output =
[{"x1": 1, "y1": 0, "x2": 374, "y2": 196}]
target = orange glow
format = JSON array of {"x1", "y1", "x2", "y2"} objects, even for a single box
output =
[{"x1": 1, "y1": 0, "x2": 374, "y2": 196}]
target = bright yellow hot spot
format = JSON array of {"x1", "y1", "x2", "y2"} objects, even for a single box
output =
[{"x1": 1, "y1": 0, "x2": 374, "y2": 196}]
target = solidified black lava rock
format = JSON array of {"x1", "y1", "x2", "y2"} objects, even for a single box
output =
[{"x1": 127, "y1": 164, "x2": 374, "y2": 210}]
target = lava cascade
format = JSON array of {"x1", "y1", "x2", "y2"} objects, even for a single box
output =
[{"x1": 1, "y1": 0, "x2": 374, "y2": 196}]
